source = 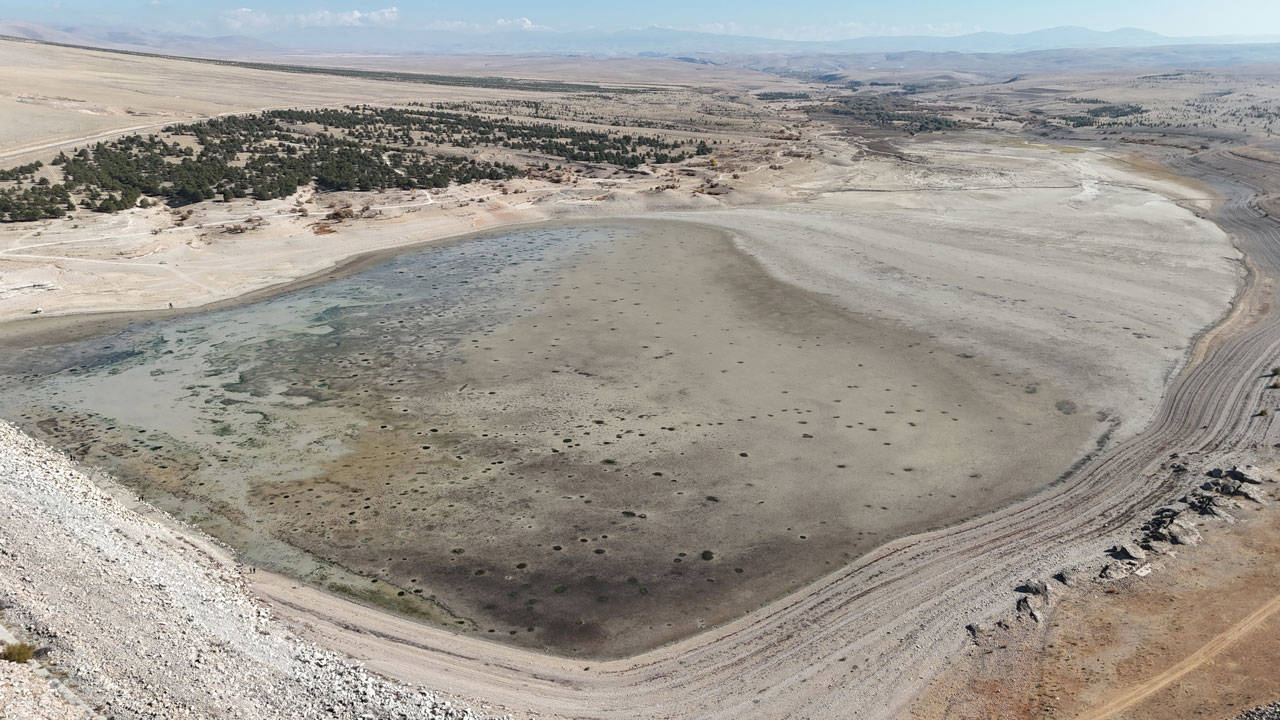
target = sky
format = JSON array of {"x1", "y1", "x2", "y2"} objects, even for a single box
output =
[{"x1": 3, "y1": 0, "x2": 1278, "y2": 41}]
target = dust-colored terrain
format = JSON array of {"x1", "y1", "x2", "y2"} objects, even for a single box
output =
[
  {"x1": 0, "y1": 37, "x2": 787, "y2": 161},
  {"x1": 0, "y1": 661, "x2": 90, "y2": 720},
  {"x1": 0, "y1": 42, "x2": 1239, "y2": 659},
  {"x1": 3, "y1": 36, "x2": 1280, "y2": 720},
  {"x1": 897, "y1": 73, "x2": 1280, "y2": 718},
  {"x1": 0, "y1": 421, "x2": 510, "y2": 720},
  {"x1": 690, "y1": 135, "x2": 1238, "y2": 440},
  {"x1": 910, "y1": 453, "x2": 1280, "y2": 720}
]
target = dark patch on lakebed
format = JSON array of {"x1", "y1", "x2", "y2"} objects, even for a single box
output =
[{"x1": 0, "y1": 220, "x2": 1098, "y2": 658}]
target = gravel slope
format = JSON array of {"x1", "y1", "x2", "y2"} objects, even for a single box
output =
[
  {"x1": 0, "y1": 421, "x2": 505, "y2": 720},
  {"x1": 0, "y1": 660, "x2": 91, "y2": 720}
]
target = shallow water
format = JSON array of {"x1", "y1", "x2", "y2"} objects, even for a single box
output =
[
  {"x1": 0, "y1": 224, "x2": 614, "y2": 619},
  {"x1": 0, "y1": 218, "x2": 1099, "y2": 657}
]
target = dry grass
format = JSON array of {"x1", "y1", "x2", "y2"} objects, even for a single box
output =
[{"x1": 1, "y1": 642, "x2": 36, "y2": 664}]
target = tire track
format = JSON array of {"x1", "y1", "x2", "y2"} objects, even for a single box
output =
[
  {"x1": 254, "y1": 145, "x2": 1280, "y2": 719},
  {"x1": 1074, "y1": 591, "x2": 1280, "y2": 720}
]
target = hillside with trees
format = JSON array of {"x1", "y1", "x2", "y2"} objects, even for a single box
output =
[{"x1": 0, "y1": 105, "x2": 705, "y2": 222}]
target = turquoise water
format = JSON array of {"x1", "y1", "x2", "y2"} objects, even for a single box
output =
[{"x1": 0, "y1": 223, "x2": 627, "y2": 621}]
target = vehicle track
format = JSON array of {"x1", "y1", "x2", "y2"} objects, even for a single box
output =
[
  {"x1": 254, "y1": 145, "x2": 1280, "y2": 719},
  {"x1": 1074, "y1": 589, "x2": 1280, "y2": 720}
]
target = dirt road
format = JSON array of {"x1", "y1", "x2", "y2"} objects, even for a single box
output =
[{"x1": 1074, "y1": 589, "x2": 1280, "y2": 720}]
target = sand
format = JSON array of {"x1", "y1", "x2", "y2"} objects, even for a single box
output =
[
  {"x1": 0, "y1": 217, "x2": 1089, "y2": 657},
  {"x1": 233, "y1": 142, "x2": 1280, "y2": 719},
  {"x1": 0, "y1": 37, "x2": 784, "y2": 166},
  {"x1": 689, "y1": 135, "x2": 1241, "y2": 441},
  {"x1": 0, "y1": 127, "x2": 1242, "y2": 657},
  {"x1": 909, "y1": 451, "x2": 1280, "y2": 720},
  {"x1": 286, "y1": 217, "x2": 1094, "y2": 655},
  {"x1": 0, "y1": 37, "x2": 1272, "y2": 719}
]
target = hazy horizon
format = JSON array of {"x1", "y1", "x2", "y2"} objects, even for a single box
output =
[{"x1": 2, "y1": 0, "x2": 1278, "y2": 47}]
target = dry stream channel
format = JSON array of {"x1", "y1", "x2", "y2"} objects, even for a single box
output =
[{"x1": 0, "y1": 219, "x2": 1102, "y2": 657}]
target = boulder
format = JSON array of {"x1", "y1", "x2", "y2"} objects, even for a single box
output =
[
  {"x1": 1215, "y1": 479, "x2": 1243, "y2": 496},
  {"x1": 1109, "y1": 543, "x2": 1146, "y2": 561},
  {"x1": 1015, "y1": 596, "x2": 1041, "y2": 623},
  {"x1": 1016, "y1": 579, "x2": 1049, "y2": 597},
  {"x1": 1202, "y1": 476, "x2": 1269, "y2": 503},
  {"x1": 1167, "y1": 518, "x2": 1202, "y2": 546},
  {"x1": 1237, "y1": 484, "x2": 1269, "y2": 504},
  {"x1": 1187, "y1": 491, "x2": 1235, "y2": 518},
  {"x1": 1228, "y1": 464, "x2": 1268, "y2": 484}
]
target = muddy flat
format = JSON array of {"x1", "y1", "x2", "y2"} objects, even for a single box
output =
[
  {"x1": 3, "y1": 29, "x2": 1279, "y2": 720},
  {"x1": 0, "y1": 217, "x2": 1103, "y2": 656}
]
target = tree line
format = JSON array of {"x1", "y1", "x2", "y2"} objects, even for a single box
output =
[{"x1": 0, "y1": 105, "x2": 706, "y2": 222}]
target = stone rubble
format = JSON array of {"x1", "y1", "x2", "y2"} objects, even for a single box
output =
[
  {"x1": 989, "y1": 453, "x2": 1278, "y2": 638},
  {"x1": 1134, "y1": 461, "x2": 1277, "y2": 552},
  {"x1": 1240, "y1": 702, "x2": 1280, "y2": 720},
  {"x1": 0, "y1": 659, "x2": 92, "y2": 720},
  {"x1": 0, "y1": 422, "x2": 510, "y2": 720}
]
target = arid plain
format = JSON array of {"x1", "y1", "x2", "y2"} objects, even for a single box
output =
[{"x1": 2, "y1": 34, "x2": 1280, "y2": 720}]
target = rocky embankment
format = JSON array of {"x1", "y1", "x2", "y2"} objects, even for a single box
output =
[
  {"x1": 962, "y1": 452, "x2": 1280, "y2": 639},
  {"x1": 1241, "y1": 702, "x2": 1280, "y2": 719},
  {"x1": 0, "y1": 422, "x2": 504, "y2": 720},
  {"x1": 0, "y1": 660, "x2": 89, "y2": 720}
]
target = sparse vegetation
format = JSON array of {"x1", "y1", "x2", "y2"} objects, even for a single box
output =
[
  {"x1": 1087, "y1": 104, "x2": 1144, "y2": 119},
  {"x1": 756, "y1": 91, "x2": 811, "y2": 101},
  {"x1": 1, "y1": 642, "x2": 36, "y2": 664},
  {"x1": 811, "y1": 94, "x2": 963, "y2": 134},
  {"x1": 0, "y1": 105, "x2": 706, "y2": 221},
  {"x1": 1047, "y1": 102, "x2": 1146, "y2": 130},
  {"x1": 0, "y1": 160, "x2": 42, "y2": 182},
  {"x1": 1063, "y1": 115, "x2": 1098, "y2": 127}
]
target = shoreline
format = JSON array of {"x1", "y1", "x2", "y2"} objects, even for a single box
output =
[
  {"x1": 0, "y1": 212, "x2": 1100, "y2": 655},
  {"x1": 0, "y1": 419, "x2": 512, "y2": 720},
  {"x1": 0, "y1": 138, "x2": 1246, "y2": 649},
  {"x1": 0, "y1": 135, "x2": 1259, "y2": 719},
  {"x1": 235, "y1": 144, "x2": 1277, "y2": 719},
  {"x1": 7, "y1": 32, "x2": 1280, "y2": 720},
  {"x1": 905, "y1": 150, "x2": 1280, "y2": 718},
  {"x1": 0, "y1": 215, "x2": 574, "y2": 351}
]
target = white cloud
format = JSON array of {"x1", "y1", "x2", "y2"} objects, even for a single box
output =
[
  {"x1": 681, "y1": 20, "x2": 980, "y2": 42},
  {"x1": 422, "y1": 16, "x2": 552, "y2": 33},
  {"x1": 692, "y1": 22, "x2": 748, "y2": 36},
  {"x1": 220, "y1": 9, "x2": 549, "y2": 35},
  {"x1": 419, "y1": 16, "x2": 550, "y2": 33},
  {"x1": 494, "y1": 17, "x2": 548, "y2": 32},
  {"x1": 220, "y1": 6, "x2": 400, "y2": 31},
  {"x1": 221, "y1": 8, "x2": 273, "y2": 30},
  {"x1": 297, "y1": 7, "x2": 399, "y2": 28}
]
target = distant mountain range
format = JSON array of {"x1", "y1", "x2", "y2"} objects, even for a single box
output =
[
  {"x1": 0, "y1": 20, "x2": 280, "y2": 57},
  {"x1": 4, "y1": 20, "x2": 1280, "y2": 58}
]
